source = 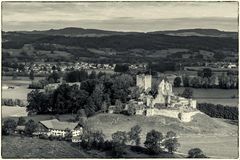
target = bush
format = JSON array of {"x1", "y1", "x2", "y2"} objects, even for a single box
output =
[
  {"x1": 1, "y1": 98, "x2": 27, "y2": 107},
  {"x1": 39, "y1": 134, "x2": 48, "y2": 139},
  {"x1": 2, "y1": 119, "x2": 17, "y2": 135},
  {"x1": 188, "y1": 148, "x2": 207, "y2": 158}
]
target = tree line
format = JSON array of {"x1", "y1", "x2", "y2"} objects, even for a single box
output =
[
  {"x1": 197, "y1": 103, "x2": 238, "y2": 120},
  {"x1": 174, "y1": 68, "x2": 238, "y2": 89}
]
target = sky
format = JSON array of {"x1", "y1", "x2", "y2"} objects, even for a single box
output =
[{"x1": 2, "y1": 1, "x2": 238, "y2": 32}]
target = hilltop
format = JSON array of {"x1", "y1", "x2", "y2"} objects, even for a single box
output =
[
  {"x1": 86, "y1": 113, "x2": 237, "y2": 139},
  {"x1": 12, "y1": 27, "x2": 138, "y2": 37}
]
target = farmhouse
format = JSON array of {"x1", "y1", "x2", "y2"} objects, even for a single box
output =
[{"x1": 36, "y1": 119, "x2": 83, "y2": 138}]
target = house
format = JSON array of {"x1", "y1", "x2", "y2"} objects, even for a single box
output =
[{"x1": 36, "y1": 119, "x2": 83, "y2": 138}]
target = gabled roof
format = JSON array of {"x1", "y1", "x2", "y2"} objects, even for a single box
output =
[{"x1": 39, "y1": 119, "x2": 79, "y2": 130}]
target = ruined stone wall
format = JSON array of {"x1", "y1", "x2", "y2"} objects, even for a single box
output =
[
  {"x1": 180, "y1": 111, "x2": 201, "y2": 122},
  {"x1": 145, "y1": 108, "x2": 201, "y2": 122}
]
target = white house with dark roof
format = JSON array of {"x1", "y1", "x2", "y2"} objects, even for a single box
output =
[{"x1": 37, "y1": 119, "x2": 83, "y2": 138}]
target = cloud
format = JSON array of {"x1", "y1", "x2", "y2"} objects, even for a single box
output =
[{"x1": 2, "y1": 2, "x2": 238, "y2": 31}]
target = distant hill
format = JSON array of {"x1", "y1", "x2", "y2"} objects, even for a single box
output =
[
  {"x1": 2, "y1": 27, "x2": 238, "y2": 64},
  {"x1": 8, "y1": 27, "x2": 138, "y2": 37},
  {"x1": 149, "y1": 29, "x2": 238, "y2": 39},
  {"x1": 4, "y1": 27, "x2": 237, "y2": 38}
]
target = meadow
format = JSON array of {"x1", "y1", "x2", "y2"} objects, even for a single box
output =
[
  {"x1": 85, "y1": 113, "x2": 238, "y2": 158},
  {"x1": 2, "y1": 76, "x2": 45, "y2": 100},
  {"x1": 1, "y1": 136, "x2": 181, "y2": 158},
  {"x1": 173, "y1": 87, "x2": 238, "y2": 107}
]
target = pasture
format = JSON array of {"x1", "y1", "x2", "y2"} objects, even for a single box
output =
[
  {"x1": 1, "y1": 136, "x2": 181, "y2": 158},
  {"x1": 2, "y1": 106, "x2": 28, "y2": 118},
  {"x1": 2, "y1": 76, "x2": 45, "y2": 100},
  {"x1": 173, "y1": 87, "x2": 238, "y2": 107},
  {"x1": 85, "y1": 113, "x2": 238, "y2": 158},
  {"x1": 1, "y1": 136, "x2": 89, "y2": 158},
  {"x1": 178, "y1": 135, "x2": 238, "y2": 158}
]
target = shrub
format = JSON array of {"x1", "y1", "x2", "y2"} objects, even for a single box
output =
[
  {"x1": 188, "y1": 148, "x2": 207, "y2": 158},
  {"x1": 2, "y1": 119, "x2": 17, "y2": 135}
]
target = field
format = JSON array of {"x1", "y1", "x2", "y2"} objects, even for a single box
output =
[
  {"x1": 1, "y1": 136, "x2": 95, "y2": 158},
  {"x1": 2, "y1": 106, "x2": 28, "y2": 118},
  {"x1": 86, "y1": 113, "x2": 238, "y2": 158},
  {"x1": 173, "y1": 87, "x2": 238, "y2": 107},
  {"x1": 1, "y1": 136, "x2": 182, "y2": 158},
  {"x1": 178, "y1": 135, "x2": 238, "y2": 158},
  {"x1": 2, "y1": 76, "x2": 45, "y2": 100}
]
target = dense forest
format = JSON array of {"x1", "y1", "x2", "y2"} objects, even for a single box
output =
[
  {"x1": 3, "y1": 33, "x2": 237, "y2": 51},
  {"x1": 197, "y1": 103, "x2": 238, "y2": 120}
]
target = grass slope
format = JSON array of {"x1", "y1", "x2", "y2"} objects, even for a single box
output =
[
  {"x1": 86, "y1": 113, "x2": 237, "y2": 139},
  {"x1": 1, "y1": 136, "x2": 182, "y2": 158},
  {"x1": 86, "y1": 113, "x2": 238, "y2": 158}
]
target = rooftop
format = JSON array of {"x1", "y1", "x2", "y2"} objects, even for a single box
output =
[{"x1": 39, "y1": 119, "x2": 79, "y2": 130}]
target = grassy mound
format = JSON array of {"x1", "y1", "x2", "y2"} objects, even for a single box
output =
[
  {"x1": 2, "y1": 136, "x2": 182, "y2": 158},
  {"x1": 86, "y1": 113, "x2": 238, "y2": 140}
]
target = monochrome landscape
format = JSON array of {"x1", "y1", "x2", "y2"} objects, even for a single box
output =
[{"x1": 1, "y1": 1, "x2": 239, "y2": 159}]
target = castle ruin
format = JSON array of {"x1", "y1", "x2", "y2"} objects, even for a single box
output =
[{"x1": 134, "y1": 74, "x2": 199, "y2": 122}]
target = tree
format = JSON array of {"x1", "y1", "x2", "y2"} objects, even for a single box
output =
[
  {"x1": 173, "y1": 77, "x2": 182, "y2": 87},
  {"x1": 164, "y1": 131, "x2": 179, "y2": 154},
  {"x1": 2, "y1": 119, "x2": 17, "y2": 135},
  {"x1": 166, "y1": 131, "x2": 177, "y2": 139},
  {"x1": 164, "y1": 138, "x2": 180, "y2": 154},
  {"x1": 91, "y1": 83, "x2": 104, "y2": 110},
  {"x1": 128, "y1": 125, "x2": 142, "y2": 146},
  {"x1": 198, "y1": 68, "x2": 212, "y2": 78},
  {"x1": 111, "y1": 141, "x2": 126, "y2": 158},
  {"x1": 111, "y1": 131, "x2": 128, "y2": 157},
  {"x1": 27, "y1": 89, "x2": 50, "y2": 114},
  {"x1": 188, "y1": 148, "x2": 207, "y2": 158},
  {"x1": 190, "y1": 76, "x2": 201, "y2": 88},
  {"x1": 47, "y1": 71, "x2": 60, "y2": 83},
  {"x1": 89, "y1": 71, "x2": 97, "y2": 79},
  {"x1": 24, "y1": 119, "x2": 38, "y2": 136},
  {"x1": 129, "y1": 86, "x2": 141, "y2": 99},
  {"x1": 114, "y1": 64, "x2": 129, "y2": 73},
  {"x1": 114, "y1": 99, "x2": 123, "y2": 114},
  {"x1": 127, "y1": 103, "x2": 136, "y2": 115},
  {"x1": 144, "y1": 130, "x2": 164, "y2": 154},
  {"x1": 29, "y1": 70, "x2": 34, "y2": 81},
  {"x1": 181, "y1": 88, "x2": 193, "y2": 99},
  {"x1": 81, "y1": 129, "x2": 105, "y2": 150},
  {"x1": 12, "y1": 72, "x2": 18, "y2": 80},
  {"x1": 17, "y1": 117, "x2": 26, "y2": 125},
  {"x1": 112, "y1": 131, "x2": 128, "y2": 144},
  {"x1": 182, "y1": 75, "x2": 190, "y2": 87}
]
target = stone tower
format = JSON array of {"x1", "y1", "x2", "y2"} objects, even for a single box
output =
[{"x1": 136, "y1": 74, "x2": 152, "y2": 92}]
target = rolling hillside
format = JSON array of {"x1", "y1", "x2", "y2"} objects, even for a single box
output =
[{"x1": 2, "y1": 28, "x2": 238, "y2": 64}]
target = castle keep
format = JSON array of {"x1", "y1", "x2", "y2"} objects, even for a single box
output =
[
  {"x1": 135, "y1": 74, "x2": 198, "y2": 122},
  {"x1": 136, "y1": 74, "x2": 152, "y2": 92}
]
